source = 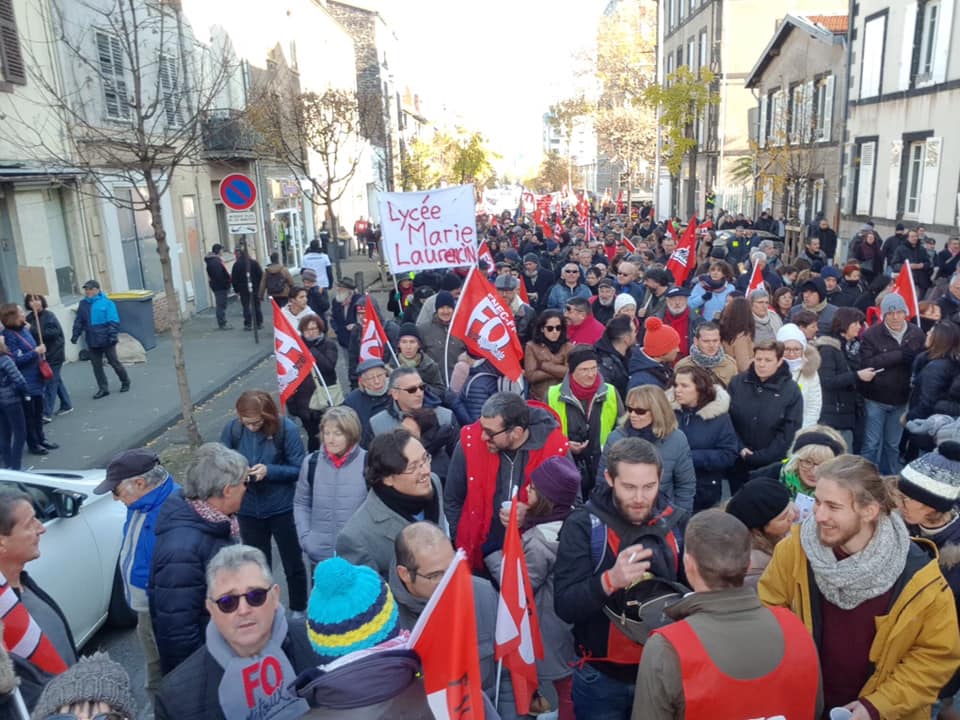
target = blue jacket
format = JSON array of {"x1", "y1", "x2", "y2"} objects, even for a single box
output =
[
  {"x1": 3, "y1": 327, "x2": 43, "y2": 395},
  {"x1": 220, "y1": 417, "x2": 306, "y2": 518},
  {"x1": 627, "y1": 349, "x2": 673, "y2": 390},
  {"x1": 0, "y1": 353, "x2": 27, "y2": 406},
  {"x1": 688, "y1": 280, "x2": 735, "y2": 321},
  {"x1": 908, "y1": 353, "x2": 960, "y2": 421},
  {"x1": 674, "y1": 389, "x2": 740, "y2": 501},
  {"x1": 545, "y1": 281, "x2": 591, "y2": 311},
  {"x1": 71, "y1": 292, "x2": 120, "y2": 349},
  {"x1": 119, "y1": 475, "x2": 178, "y2": 611},
  {"x1": 149, "y1": 490, "x2": 234, "y2": 674},
  {"x1": 451, "y1": 360, "x2": 501, "y2": 425}
]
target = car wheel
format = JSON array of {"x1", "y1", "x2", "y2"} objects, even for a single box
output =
[{"x1": 106, "y1": 565, "x2": 138, "y2": 629}]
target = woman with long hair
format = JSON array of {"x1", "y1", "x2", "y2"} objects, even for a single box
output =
[
  {"x1": 850, "y1": 229, "x2": 884, "y2": 283},
  {"x1": 524, "y1": 310, "x2": 572, "y2": 401},
  {"x1": 598, "y1": 384, "x2": 696, "y2": 511},
  {"x1": 689, "y1": 260, "x2": 736, "y2": 321},
  {"x1": 219, "y1": 389, "x2": 307, "y2": 611},
  {"x1": 24, "y1": 293, "x2": 72, "y2": 419},
  {"x1": 287, "y1": 314, "x2": 339, "y2": 452},
  {"x1": 718, "y1": 297, "x2": 756, "y2": 372}
]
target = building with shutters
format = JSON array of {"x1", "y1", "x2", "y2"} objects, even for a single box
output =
[
  {"x1": 745, "y1": 13, "x2": 848, "y2": 228},
  {"x1": 839, "y1": 0, "x2": 958, "y2": 245}
]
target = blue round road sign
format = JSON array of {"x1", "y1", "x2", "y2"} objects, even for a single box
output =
[{"x1": 219, "y1": 173, "x2": 257, "y2": 211}]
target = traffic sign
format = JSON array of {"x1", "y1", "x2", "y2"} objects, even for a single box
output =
[
  {"x1": 229, "y1": 224, "x2": 257, "y2": 235},
  {"x1": 219, "y1": 173, "x2": 257, "y2": 211},
  {"x1": 226, "y1": 211, "x2": 256, "y2": 225}
]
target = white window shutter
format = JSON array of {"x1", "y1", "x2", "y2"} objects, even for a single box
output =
[
  {"x1": 899, "y1": 2, "x2": 918, "y2": 90},
  {"x1": 933, "y1": 2, "x2": 954, "y2": 83},
  {"x1": 758, "y1": 94, "x2": 768, "y2": 148},
  {"x1": 802, "y1": 80, "x2": 814, "y2": 144},
  {"x1": 856, "y1": 141, "x2": 876, "y2": 216},
  {"x1": 842, "y1": 143, "x2": 855, "y2": 214},
  {"x1": 822, "y1": 75, "x2": 835, "y2": 142},
  {"x1": 919, "y1": 137, "x2": 942, "y2": 223},
  {"x1": 886, "y1": 140, "x2": 903, "y2": 219},
  {"x1": 775, "y1": 90, "x2": 786, "y2": 146}
]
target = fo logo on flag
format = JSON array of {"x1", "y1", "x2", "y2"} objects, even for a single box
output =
[{"x1": 462, "y1": 295, "x2": 514, "y2": 360}]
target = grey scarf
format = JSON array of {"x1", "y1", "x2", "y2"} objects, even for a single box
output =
[
  {"x1": 800, "y1": 512, "x2": 910, "y2": 610},
  {"x1": 689, "y1": 344, "x2": 726, "y2": 369},
  {"x1": 206, "y1": 606, "x2": 310, "y2": 720}
]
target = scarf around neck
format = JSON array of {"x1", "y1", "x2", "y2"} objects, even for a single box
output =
[
  {"x1": 570, "y1": 373, "x2": 602, "y2": 402},
  {"x1": 188, "y1": 498, "x2": 240, "y2": 540},
  {"x1": 689, "y1": 343, "x2": 725, "y2": 369},
  {"x1": 700, "y1": 275, "x2": 726, "y2": 290},
  {"x1": 800, "y1": 512, "x2": 910, "y2": 610},
  {"x1": 373, "y1": 482, "x2": 439, "y2": 523},
  {"x1": 206, "y1": 607, "x2": 309, "y2": 720}
]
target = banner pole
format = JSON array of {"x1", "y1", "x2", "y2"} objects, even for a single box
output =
[
  {"x1": 443, "y1": 265, "x2": 474, "y2": 387},
  {"x1": 494, "y1": 658, "x2": 503, "y2": 712}
]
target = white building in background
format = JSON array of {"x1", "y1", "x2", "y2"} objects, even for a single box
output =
[
  {"x1": 840, "y1": 0, "x2": 959, "y2": 245},
  {"x1": 541, "y1": 111, "x2": 598, "y2": 192}
]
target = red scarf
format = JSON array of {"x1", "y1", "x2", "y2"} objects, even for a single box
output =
[
  {"x1": 570, "y1": 373, "x2": 601, "y2": 403},
  {"x1": 664, "y1": 310, "x2": 691, "y2": 356},
  {"x1": 0, "y1": 571, "x2": 67, "y2": 674},
  {"x1": 325, "y1": 447, "x2": 350, "y2": 469}
]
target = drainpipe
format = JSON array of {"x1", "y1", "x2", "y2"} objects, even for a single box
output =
[{"x1": 837, "y1": 0, "x2": 854, "y2": 232}]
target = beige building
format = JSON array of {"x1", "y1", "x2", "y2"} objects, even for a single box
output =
[
  {"x1": 745, "y1": 14, "x2": 848, "y2": 227},
  {"x1": 657, "y1": 0, "x2": 846, "y2": 219},
  {"x1": 840, "y1": 0, "x2": 959, "y2": 246}
]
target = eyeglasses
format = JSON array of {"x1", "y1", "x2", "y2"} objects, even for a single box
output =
[
  {"x1": 47, "y1": 714, "x2": 128, "y2": 720},
  {"x1": 410, "y1": 567, "x2": 446, "y2": 583},
  {"x1": 400, "y1": 453, "x2": 432, "y2": 475},
  {"x1": 563, "y1": 268, "x2": 579, "y2": 274},
  {"x1": 797, "y1": 459, "x2": 822, "y2": 471},
  {"x1": 397, "y1": 383, "x2": 426, "y2": 394},
  {"x1": 543, "y1": 325, "x2": 562, "y2": 332},
  {"x1": 627, "y1": 407, "x2": 650, "y2": 416},
  {"x1": 480, "y1": 424, "x2": 512, "y2": 440},
  {"x1": 617, "y1": 271, "x2": 630, "y2": 276},
  {"x1": 211, "y1": 587, "x2": 271, "y2": 613}
]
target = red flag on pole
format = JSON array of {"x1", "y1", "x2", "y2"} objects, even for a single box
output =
[
  {"x1": 517, "y1": 278, "x2": 531, "y2": 305},
  {"x1": 449, "y1": 267, "x2": 524, "y2": 381},
  {"x1": 665, "y1": 215, "x2": 699, "y2": 286},
  {"x1": 358, "y1": 294, "x2": 391, "y2": 364},
  {"x1": 622, "y1": 236, "x2": 637, "y2": 254},
  {"x1": 272, "y1": 299, "x2": 315, "y2": 406},
  {"x1": 665, "y1": 219, "x2": 677, "y2": 240},
  {"x1": 478, "y1": 241, "x2": 495, "y2": 270},
  {"x1": 892, "y1": 262, "x2": 921, "y2": 322},
  {"x1": 494, "y1": 494, "x2": 544, "y2": 715},
  {"x1": 746, "y1": 261, "x2": 765, "y2": 295},
  {"x1": 408, "y1": 550, "x2": 485, "y2": 719}
]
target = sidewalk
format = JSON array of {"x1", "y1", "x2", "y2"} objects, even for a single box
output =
[{"x1": 27, "y1": 253, "x2": 386, "y2": 471}]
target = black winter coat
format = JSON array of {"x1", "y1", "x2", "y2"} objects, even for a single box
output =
[
  {"x1": 149, "y1": 491, "x2": 235, "y2": 675},
  {"x1": 858, "y1": 321, "x2": 925, "y2": 406},
  {"x1": 343, "y1": 388, "x2": 391, "y2": 449},
  {"x1": 674, "y1": 389, "x2": 739, "y2": 501},
  {"x1": 892, "y1": 240, "x2": 932, "y2": 292},
  {"x1": 229, "y1": 256, "x2": 263, "y2": 295},
  {"x1": 908, "y1": 352, "x2": 960, "y2": 421},
  {"x1": 596, "y1": 336, "x2": 630, "y2": 401},
  {"x1": 155, "y1": 620, "x2": 318, "y2": 720},
  {"x1": 813, "y1": 335, "x2": 861, "y2": 431},
  {"x1": 30, "y1": 309, "x2": 66, "y2": 365},
  {"x1": 627, "y1": 350, "x2": 673, "y2": 390},
  {"x1": 204, "y1": 254, "x2": 231, "y2": 291},
  {"x1": 728, "y1": 362, "x2": 803, "y2": 467}
]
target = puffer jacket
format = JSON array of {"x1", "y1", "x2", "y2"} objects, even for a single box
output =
[
  {"x1": 908, "y1": 352, "x2": 960, "y2": 421},
  {"x1": 71, "y1": 292, "x2": 120, "y2": 349},
  {"x1": 814, "y1": 335, "x2": 860, "y2": 431},
  {"x1": 627, "y1": 349, "x2": 673, "y2": 390},
  {"x1": 293, "y1": 445, "x2": 366, "y2": 563},
  {"x1": 524, "y1": 340, "x2": 572, "y2": 402},
  {"x1": 759, "y1": 526, "x2": 960, "y2": 720},
  {"x1": 220, "y1": 417, "x2": 306, "y2": 519},
  {"x1": 673, "y1": 387, "x2": 740, "y2": 511},
  {"x1": 787, "y1": 344, "x2": 822, "y2": 429},
  {"x1": 858, "y1": 320, "x2": 925, "y2": 406},
  {"x1": 598, "y1": 425, "x2": 695, "y2": 512},
  {"x1": 2, "y1": 327, "x2": 43, "y2": 395},
  {"x1": 149, "y1": 490, "x2": 235, "y2": 674},
  {"x1": 728, "y1": 362, "x2": 803, "y2": 468},
  {"x1": 0, "y1": 353, "x2": 26, "y2": 406},
  {"x1": 453, "y1": 360, "x2": 504, "y2": 425}
]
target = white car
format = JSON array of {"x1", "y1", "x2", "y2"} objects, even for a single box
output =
[{"x1": 0, "y1": 468, "x2": 135, "y2": 648}]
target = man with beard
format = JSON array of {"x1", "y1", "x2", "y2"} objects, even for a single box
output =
[
  {"x1": 658, "y1": 287, "x2": 703, "y2": 359},
  {"x1": 554, "y1": 437, "x2": 688, "y2": 720},
  {"x1": 725, "y1": 479, "x2": 797, "y2": 588},
  {"x1": 592, "y1": 278, "x2": 617, "y2": 325},
  {"x1": 759, "y1": 455, "x2": 960, "y2": 720},
  {"x1": 673, "y1": 323, "x2": 739, "y2": 387}
]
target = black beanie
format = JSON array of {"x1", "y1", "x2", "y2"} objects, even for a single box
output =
[
  {"x1": 568, "y1": 347, "x2": 599, "y2": 373},
  {"x1": 398, "y1": 323, "x2": 422, "y2": 345},
  {"x1": 726, "y1": 479, "x2": 792, "y2": 530}
]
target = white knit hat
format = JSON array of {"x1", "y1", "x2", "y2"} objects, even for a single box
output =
[
  {"x1": 614, "y1": 293, "x2": 637, "y2": 313},
  {"x1": 776, "y1": 322, "x2": 807, "y2": 348}
]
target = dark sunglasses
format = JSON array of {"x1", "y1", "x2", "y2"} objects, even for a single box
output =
[
  {"x1": 563, "y1": 268, "x2": 579, "y2": 273},
  {"x1": 47, "y1": 715, "x2": 127, "y2": 720},
  {"x1": 398, "y1": 383, "x2": 426, "y2": 394},
  {"x1": 543, "y1": 325, "x2": 562, "y2": 331},
  {"x1": 212, "y1": 587, "x2": 271, "y2": 613},
  {"x1": 627, "y1": 407, "x2": 651, "y2": 416}
]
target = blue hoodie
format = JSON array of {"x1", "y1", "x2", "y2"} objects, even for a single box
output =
[{"x1": 71, "y1": 292, "x2": 120, "y2": 349}]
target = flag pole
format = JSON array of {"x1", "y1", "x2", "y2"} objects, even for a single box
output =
[
  {"x1": 444, "y1": 265, "x2": 475, "y2": 386},
  {"x1": 312, "y1": 367, "x2": 333, "y2": 406},
  {"x1": 494, "y1": 659, "x2": 504, "y2": 711}
]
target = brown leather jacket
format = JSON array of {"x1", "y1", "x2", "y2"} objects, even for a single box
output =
[{"x1": 524, "y1": 340, "x2": 571, "y2": 401}]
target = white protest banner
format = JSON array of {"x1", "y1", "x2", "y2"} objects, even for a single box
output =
[{"x1": 378, "y1": 184, "x2": 478, "y2": 273}]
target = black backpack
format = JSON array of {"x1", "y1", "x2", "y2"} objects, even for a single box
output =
[{"x1": 266, "y1": 270, "x2": 288, "y2": 296}]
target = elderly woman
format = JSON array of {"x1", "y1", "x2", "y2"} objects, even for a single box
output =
[
  {"x1": 220, "y1": 390, "x2": 307, "y2": 613},
  {"x1": 598, "y1": 384, "x2": 696, "y2": 512},
  {"x1": 149, "y1": 442, "x2": 247, "y2": 674},
  {"x1": 776, "y1": 323, "x2": 822, "y2": 429},
  {"x1": 524, "y1": 310, "x2": 571, "y2": 402},
  {"x1": 335, "y1": 427, "x2": 446, "y2": 579},
  {"x1": 294, "y1": 406, "x2": 367, "y2": 566},
  {"x1": 752, "y1": 425, "x2": 846, "y2": 514},
  {"x1": 750, "y1": 289, "x2": 782, "y2": 344}
]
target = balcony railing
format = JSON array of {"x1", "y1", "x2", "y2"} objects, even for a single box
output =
[{"x1": 200, "y1": 109, "x2": 257, "y2": 159}]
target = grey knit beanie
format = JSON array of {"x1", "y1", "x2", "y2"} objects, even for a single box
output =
[{"x1": 32, "y1": 652, "x2": 137, "y2": 720}]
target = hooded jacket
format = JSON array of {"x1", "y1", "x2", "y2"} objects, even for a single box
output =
[
  {"x1": 813, "y1": 335, "x2": 860, "y2": 430},
  {"x1": 728, "y1": 362, "x2": 803, "y2": 467},
  {"x1": 595, "y1": 336, "x2": 631, "y2": 401},
  {"x1": 673, "y1": 387, "x2": 740, "y2": 510},
  {"x1": 627, "y1": 349, "x2": 674, "y2": 390},
  {"x1": 759, "y1": 527, "x2": 960, "y2": 720}
]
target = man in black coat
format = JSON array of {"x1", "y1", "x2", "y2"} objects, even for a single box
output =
[
  {"x1": 814, "y1": 219, "x2": 838, "y2": 265},
  {"x1": 204, "y1": 244, "x2": 233, "y2": 330},
  {"x1": 230, "y1": 247, "x2": 263, "y2": 331}
]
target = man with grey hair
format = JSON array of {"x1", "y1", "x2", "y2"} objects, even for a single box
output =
[
  {"x1": 149, "y1": 442, "x2": 248, "y2": 675},
  {"x1": 444, "y1": 392, "x2": 569, "y2": 569},
  {"x1": 94, "y1": 448, "x2": 178, "y2": 704},
  {"x1": 155, "y1": 545, "x2": 315, "y2": 720},
  {"x1": 369, "y1": 367, "x2": 456, "y2": 438}
]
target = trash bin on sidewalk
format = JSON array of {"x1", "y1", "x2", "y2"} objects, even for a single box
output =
[{"x1": 107, "y1": 291, "x2": 156, "y2": 350}]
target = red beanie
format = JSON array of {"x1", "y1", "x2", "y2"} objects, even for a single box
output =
[{"x1": 643, "y1": 316, "x2": 680, "y2": 358}]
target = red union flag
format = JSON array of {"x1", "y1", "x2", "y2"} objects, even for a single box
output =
[
  {"x1": 746, "y1": 260, "x2": 765, "y2": 295},
  {"x1": 272, "y1": 299, "x2": 314, "y2": 405},
  {"x1": 449, "y1": 268, "x2": 524, "y2": 381},
  {"x1": 622, "y1": 236, "x2": 637, "y2": 253},
  {"x1": 358, "y1": 295, "x2": 390, "y2": 363},
  {"x1": 495, "y1": 494, "x2": 544, "y2": 715},
  {"x1": 408, "y1": 550, "x2": 484, "y2": 720},
  {"x1": 892, "y1": 262, "x2": 921, "y2": 322},
  {"x1": 665, "y1": 215, "x2": 699, "y2": 286},
  {"x1": 477, "y1": 241, "x2": 495, "y2": 270}
]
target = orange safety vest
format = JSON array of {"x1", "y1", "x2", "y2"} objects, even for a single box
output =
[{"x1": 655, "y1": 606, "x2": 819, "y2": 718}]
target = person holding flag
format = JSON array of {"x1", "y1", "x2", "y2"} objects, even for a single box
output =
[{"x1": 665, "y1": 216, "x2": 700, "y2": 289}]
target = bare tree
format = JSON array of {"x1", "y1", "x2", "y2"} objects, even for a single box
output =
[{"x1": 5, "y1": 0, "x2": 238, "y2": 447}]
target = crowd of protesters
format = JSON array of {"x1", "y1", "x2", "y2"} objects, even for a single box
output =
[{"x1": 6, "y1": 201, "x2": 960, "y2": 720}]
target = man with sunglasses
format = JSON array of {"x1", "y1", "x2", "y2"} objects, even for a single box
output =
[
  {"x1": 155, "y1": 545, "x2": 314, "y2": 720},
  {"x1": 369, "y1": 367, "x2": 456, "y2": 440},
  {"x1": 546, "y1": 262, "x2": 592, "y2": 310},
  {"x1": 94, "y1": 448, "x2": 178, "y2": 707}
]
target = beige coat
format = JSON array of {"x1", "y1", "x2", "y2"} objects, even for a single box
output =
[{"x1": 524, "y1": 341, "x2": 571, "y2": 401}]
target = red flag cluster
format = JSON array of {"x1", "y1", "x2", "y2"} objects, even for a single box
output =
[
  {"x1": 665, "y1": 215, "x2": 699, "y2": 286},
  {"x1": 272, "y1": 299, "x2": 315, "y2": 406},
  {"x1": 357, "y1": 294, "x2": 391, "y2": 364}
]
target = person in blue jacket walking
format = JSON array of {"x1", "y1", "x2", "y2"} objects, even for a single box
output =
[
  {"x1": 221, "y1": 389, "x2": 307, "y2": 611},
  {"x1": 94, "y1": 447, "x2": 179, "y2": 704},
  {"x1": 71, "y1": 279, "x2": 130, "y2": 399}
]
